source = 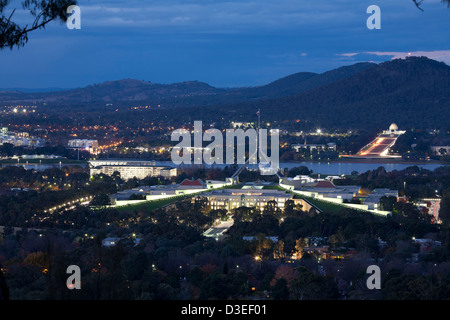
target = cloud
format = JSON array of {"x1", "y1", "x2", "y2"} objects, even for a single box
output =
[
  {"x1": 77, "y1": 0, "x2": 361, "y2": 32},
  {"x1": 367, "y1": 51, "x2": 450, "y2": 65},
  {"x1": 336, "y1": 51, "x2": 450, "y2": 65},
  {"x1": 1, "y1": 0, "x2": 449, "y2": 89}
]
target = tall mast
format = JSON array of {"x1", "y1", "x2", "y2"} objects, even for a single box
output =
[
  {"x1": 258, "y1": 109, "x2": 260, "y2": 132},
  {"x1": 257, "y1": 109, "x2": 260, "y2": 163}
]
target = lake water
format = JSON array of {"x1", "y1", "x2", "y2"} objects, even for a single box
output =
[
  {"x1": 3, "y1": 163, "x2": 87, "y2": 171},
  {"x1": 276, "y1": 161, "x2": 447, "y2": 175},
  {"x1": 5, "y1": 161, "x2": 448, "y2": 176},
  {"x1": 169, "y1": 161, "x2": 448, "y2": 175}
]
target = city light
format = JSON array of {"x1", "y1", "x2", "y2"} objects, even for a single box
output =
[{"x1": 0, "y1": 3, "x2": 448, "y2": 302}]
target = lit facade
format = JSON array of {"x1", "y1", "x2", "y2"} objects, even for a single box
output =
[
  {"x1": 200, "y1": 189, "x2": 293, "y2": 212},
  {"x1": 90, "y1": 164, "x2": 177, "y2": 180},
  {"x1": 68, "y1": 139, "x2": 99, "y2": 154}
]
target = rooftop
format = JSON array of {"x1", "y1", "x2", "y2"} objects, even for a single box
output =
[{"x1": 179, "y1": 178, "x2": 206, "y2": 187}]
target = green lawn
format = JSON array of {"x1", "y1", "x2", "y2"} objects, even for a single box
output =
[
  {"x1": 115, "y1": 195, "x2": 187, "y2": 212},
  {"x1": 114, "y1": 186, "x2": 226, "y2": 212},
  {"x1": 294, "y1": 193, "x2": 375, "y2": 214},
  {"x1": 111, "y1": 182, "x2": 282, "y2": 214},
  {"x1": 114, "y1": 182, "x2": 357, "y2": 214},
  {"x1": 298, "y1": 195, "x2": 346, "y2": 213},
  {"x1": 225, "y1": 184, "x2": 244, "y2": 189}
]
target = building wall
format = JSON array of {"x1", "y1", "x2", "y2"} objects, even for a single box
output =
[
  {"x1": 204, "y1": 191, "x2": 293, "y2": 212},
  {"x1": 89, "y1": 160, "x2": 156, "y2": 166},
  {"x1": 68, "y1": 139, "x2": 99, "y2": 154},
  {"x1": 90, "y1": 165, "x2": 177, "y2": 180}
]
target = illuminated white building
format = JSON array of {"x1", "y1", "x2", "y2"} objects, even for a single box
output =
[
  {"x1": 68, "y1": 139, "x2": 99, "y2": 154},
  {"x1": 89, "y1": 159, "x2": 177, "y2": 180},
  {"x1": 352, "y1": 123, "x2": 406, "y2": 158},
  {"x1": 90, "y1": 163, "x2": 177, "y2": 181},
  {"x1": 382, "y1": 123, "x2": 406, "y2": 136},
  {"x1": 200, "y1": 188, "x2": 293, "y2": 212},
  {"x1": 0, "y1": 127, "x2": 46, "y2": 147}
]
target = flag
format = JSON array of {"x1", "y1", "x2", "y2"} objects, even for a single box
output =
[{"x1": 256, "y1": 109, "x2": 260, "y2": 117}]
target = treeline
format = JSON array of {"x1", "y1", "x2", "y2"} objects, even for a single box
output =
[
  {"x1": 227, "y1": 200, "x2": 437, "y2": 257},
  {"x1": 1, "y1": 163, "x2": 450, "y2": 300},
  {"x1": 335, "y1": 165, "x2": 450, "y2": 200},
  {"x1": 2, "y1": 192, "x2": 450, "y2": 300},
  {"x1": 0, "y1": 167, "x2": 117, "y2": 227}
]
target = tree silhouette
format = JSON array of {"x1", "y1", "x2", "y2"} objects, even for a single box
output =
[
  {"x1": 413, "y1": 0, "x2": 450, "y2": 11},
  {"x1": 1, "y1": 0, "x2": 77, "y2": 49}
]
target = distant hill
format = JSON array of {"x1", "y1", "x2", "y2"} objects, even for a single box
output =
[
  {"x1": 200, "y1": 56, "x2": 450, "y2": 129},
  {"x1": 225, "y1": 62, "x2": 375, "y2": 101},
  {"x1": 0, "y1": 79, "x2": 222, "y2": 105},
  {"x1": 0, "y1": 62, "x2": 375, "y2": 107},
  {"x1": 1, "y1": 56, "x2": 448, "y2": 130},
  {"x1": 0, "y1": 87, "x2": 68, "y2": 93}
]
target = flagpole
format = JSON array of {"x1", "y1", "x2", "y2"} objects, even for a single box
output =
[
  {"x1": 257, "y1": 109, "x2": 260, "y2": 163},
  {"x1": 258, "y1": 109, "x2": 260, "y2": 132}
]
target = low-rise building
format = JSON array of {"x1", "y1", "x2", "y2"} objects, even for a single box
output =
[
  {"x1": 102, "y1": 237, "x2": 122, "y2": 247},
  {"x1": 243, "y1": 236, "x2": 279, "y2": 242},
  {"x1": 199, "y1": 188, "x2": 294, "y2": 212},
  {"x1": 292, "y1": 142, "x2": 336, "y2": 152},
  {"x1": 90, "y1": 164, "x2": 176, "y2": 180},
  {"x1": 412, "y1": 238, "x2": 442, "y2": 253},
  {"x1": 108, "y1": 178, "x2": 210, "y2": 206},
  {"x1": 89, "y1": 159, "x2": 177, "y2": 180},
  {"x1": 68, "y1": 139, "x2": 99, "y2": 154},
  {"x1": 280, "y1": 178, "x2": 360, "y2": 201},
  {"x1": 21, "y1": 154, "x2": 62, "y2": 159},
  {"x1": 102, "y1": 236, "x2": 143, "y2": 247},
  {"x1": 279, "y1": 176, "x2": 395, "y2": 215},
  {"x1": 0, "y1": 127, "x2": 46, "y2": 147}
]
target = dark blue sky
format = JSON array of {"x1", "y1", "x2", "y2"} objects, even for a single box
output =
[{"x1": 1, "y1": 0, "x2": 449, "y2": 89}]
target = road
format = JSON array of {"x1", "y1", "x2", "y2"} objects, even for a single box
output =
[{"x1": 203, "y1": 219, "x2": 234, "y2": 239}]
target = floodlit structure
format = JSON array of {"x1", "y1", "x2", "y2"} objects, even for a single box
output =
[
  {"x1": 89, "y1": 159, "x2": 177, "y2": 180},
  {"x1": 199, "y1": 188, "x2": 293, "y2": 212},
  {"x1": 279, "y1": 176, "x2": 396, "y2": 216},
  {"x1": 280, "y1": 178, "x2": 360, "y2": 201},
  {"x1": 108, "y1": 178, "x2": 217, "y2": 206},
  {"x1": 350, "y1": 123, "x2": 406, "y2": 158},
  {"x1": 68, "y1": 139, "x2": 99, "y2": 154},
  {"x1": 382, "y1": 123, "x2": 406, "y2": 136},
  {"x1": 0, "y1": 127, "x2": 46, "y2": 147},
  {"x1": 292, "y1": 143, "x2": 336, "y2": 152}
]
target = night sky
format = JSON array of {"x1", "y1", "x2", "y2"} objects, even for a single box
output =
[{"x1": 1, "y1": 0, "x2": 449, "y2": 89}]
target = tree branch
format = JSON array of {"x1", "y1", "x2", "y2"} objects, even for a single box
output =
[
  {"x1": 413, "y1": 0, "x2": 424, "y2": 11},
  {"x1": 0, "y1": 0, "x2": 77, "y2": 50}
]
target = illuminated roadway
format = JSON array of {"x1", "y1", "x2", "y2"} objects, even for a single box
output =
[{"x1": 357, "y1": 136, "x2": 398, "y2": 157}]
